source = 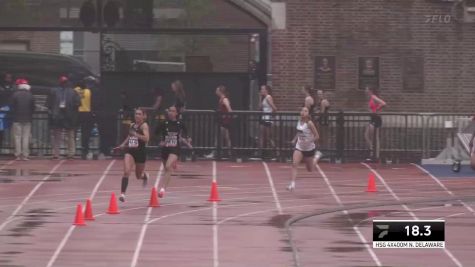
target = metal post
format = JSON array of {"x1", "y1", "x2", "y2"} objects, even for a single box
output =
[
  {"x1": 336, "y1": 111, "x2": 345, "y2": 162},
  {"x1": 216, "y1": 111, "x2": 222, "y2": 161}
]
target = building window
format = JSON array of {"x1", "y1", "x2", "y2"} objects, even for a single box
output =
[{"x1": 0, "y1": 41, "x2": 30, "y2": 51}]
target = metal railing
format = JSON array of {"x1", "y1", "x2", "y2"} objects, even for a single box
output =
[{"x1": 1, "y1": 110, "x2": 472, "y2": 163}]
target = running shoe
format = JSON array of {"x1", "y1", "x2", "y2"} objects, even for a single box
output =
[
  {"x1": 204, "y1": 152, "x2": 215, "y2": 159},
  {"x1": 287, "y1": 181, "x2": 295, "y2": 191},
  {"x1": 119, "y1": 193, "x2": 125, "y2": 202},
  {"x1": 158, "y1": 188, "x2": 165, "y2": 198},
  {"x1": 142, "y1": 172, "x2": 149, "y2": 188},
  {"x1": 314, "y1": 151, "x2": 323, "y2": 165}
]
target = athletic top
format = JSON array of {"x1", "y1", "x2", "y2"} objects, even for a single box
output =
[
  {"x1": 295, "y1": 120, "x2": 316, "y2": 151},
  {"x1": 369, "y1": 95, "x2": 380, "y2": 113},
  {"x1": 319, "y1": 98, "x2": 330, "y2": 113},
  {"x1": 262, "y1": 95, "x2": 273, "y2": 113},
  {"x1": 305, "y1": 96, "x2": 315, "y2": 115},
  {"x1": 218, "y1": 97, "x2": 232, "y2": 125},
  {"x1": 261, "y1": 95, "x2": 273, "y2": 121},
  {"x1": 127, "y1": 122, "x2": 146, "y2": 152},
  {"x1": 156, "y1": 120, "x2": 188, "y2": 148}
]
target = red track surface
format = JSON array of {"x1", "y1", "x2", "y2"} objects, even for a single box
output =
[{"x1": 0, "y1": 159, "x2": 474, "y2": 267}]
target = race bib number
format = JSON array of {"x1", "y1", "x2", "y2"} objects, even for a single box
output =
[
  {"x1": 128, "y1": 137, "x2": 139, "y2": 148},
  {"x1": 165, "y1": 134, "x2": 178, "y2": 147}
]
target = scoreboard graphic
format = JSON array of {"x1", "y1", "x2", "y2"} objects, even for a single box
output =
[{"x1": 372, "y1": 220, "x2": 445, "y2": 248}]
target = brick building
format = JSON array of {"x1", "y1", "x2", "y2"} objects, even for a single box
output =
[
  {"x1": 269, "y1": 0, "x2": 475, "y2": 112},
  {"x1": 1, "y1": 0, "x2": 475, "y2": 113}
]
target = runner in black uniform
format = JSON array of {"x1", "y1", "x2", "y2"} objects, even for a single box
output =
[
  {"x1": 156, "y1": 106, "x2": 191, "y2": 198},
  {"x1": 114, "y1": 108, "x2": 150, "y2": 202}
]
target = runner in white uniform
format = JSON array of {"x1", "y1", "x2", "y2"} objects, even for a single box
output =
[{"x1": 288, "y1": 106, "x2": 320, "y2": 191}]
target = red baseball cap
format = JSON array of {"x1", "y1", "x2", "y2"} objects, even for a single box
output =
[{"x1": 15, "y1": 78, "x2": 29, "y2": 85}]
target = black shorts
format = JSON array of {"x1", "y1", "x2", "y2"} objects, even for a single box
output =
[
  {"x1": 161, "y1": 147, "x2": 180, "y2": 163},
  {"x1": 296, "y1": 149, "x2": 316, "y2": 158},
  {"x1": 126, "y1": 150, "x2": 146, "y2": 164},
  {"x1": 370, "y1": 114, "x2": 382, "y2": 128}
]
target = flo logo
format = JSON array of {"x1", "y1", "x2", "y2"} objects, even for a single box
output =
[
  {"x1": 424, "y1": 15, "x2": 452, "y2": 24},
  {"x1": 376, "y1": 224, "x2": 389, "y2": 239}
]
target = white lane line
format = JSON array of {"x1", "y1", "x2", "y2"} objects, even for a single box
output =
[
  {"x1": 316, "y1": 164, "x2": 382, "y2": 267},
  {"x1": 212, "y1": 161, "x2": 219, "y2": 267},
  {"x1": 217, "y1": 204, "x2": 314, "y2": 225},
  {"x1": 435, "y1": 212, "x2": 467, "y2": 220},
  {"x1": 0, "y1": 160, "x2": 64, "y2": 232},
  {"x1": 130, "y1": 165, "x2": 163, "y2": 267},
  {"x1": 46, "y1": 160, "x2": 116, "y2": 267},
  {"x1": 262, "y1": 162, "x2": 283, "y2": 215},
  {"x1": 412, "y1": 163, "x2": 475, "y2": 213},
  {"x1": 363, "y1": 163, "x2": 463, "y2": 267}
]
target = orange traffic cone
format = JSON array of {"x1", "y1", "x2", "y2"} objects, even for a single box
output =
[
  {"x1": 208, "y1": 181, "x2": 221, "y2": 202},
  {"x1": 366, "y1": 172, "x2": 377, "y2": 192},
  {"x1": 73, "y1": 203, "x2": 86, "y2": 226},
  {"x1": 107, "y1": 192, "x2": 120, "y2": 214},
  {"x1": 149, "y1": 187, "x2": 160, "y2": 207},
  {"x1": 84, "y1": 199, "x2": 95, "y2": 220}
]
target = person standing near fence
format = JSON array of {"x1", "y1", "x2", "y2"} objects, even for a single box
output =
[
  {"x1": 468, "y1": 127, "x2": 475, "y2": 170},
  {"x1": 47, "y1": 76, "x2": 80, "y2": 159},
  {"x1": 75, "y1": 78, "x2": 95, "y2": 160},
  {"x1": 114, "y1": 108, "x2": 150, "y2": 202},
  {"x1": 259, "y1": 85, "x2": 278, "y2": 158},
  {"x1": 287, "y1": 106, "x2": 320, "y2": 191},
  {"x1": 156, "y1": 106, "x2": 192, "y2": 198},
  {"x1": 364, "y1": 86, "x2": 386, "y2": 161},
  {"x1": 206, "y1": 85, "x2": 233, "y2": 159},
  {"x1": 303, "y1": 85, "x2": 315, "y2": 115},
  {"x1": 9, "y1": 79, "x2": 35, "y2": 160},
  {"x1": 172, "y1": 80, "x2": 186, "y2": 114},
  {"x1": 0, "y1": 73, "x2": 15, "y2": 148},
  {"x1": 315, "y1": 89, "x2": 330, "y2": 159}
]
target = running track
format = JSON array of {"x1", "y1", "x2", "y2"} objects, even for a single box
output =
[{"x1": 0, "y1": 158, "x2": 474, "y2": 267}]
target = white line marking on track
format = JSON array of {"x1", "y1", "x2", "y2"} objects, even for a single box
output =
[
  {"x1": 46, "y1": 160, "x2": 116, "y2": 267},
  {"x1": 130, "y1": 165, "x2": 163, "y2": 267},
  {"x1": 212, "y1": 161, "x2": 219, "y2": 267},
  {"x1": 262, "y1": 162, "x2": 283, "y2": 215},
  {"x1": 412, "y1": 163, "x2": 475, "y2": 213},
  {"x1": 363, "y1": 163, "x2": 463, "y2": 267},
  {"x1": 436, "y1": 212, "x2": 467, "y2": 220},
  {"x1": 0, "y1": 160, "x2": 64, "y2": 232},
  {"x1": 316, "y1": 164, "x2": 382, "y2": 267},
  {"x1": 217, "y1": 204, "x2": 314, "y2": 225}
]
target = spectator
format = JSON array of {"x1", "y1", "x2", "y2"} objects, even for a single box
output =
[
  {"x1": 151, "y1": 87, "x2": 163, "y2": 113},
  {"x1": 171, "y1": 80, "x2": 186, "y2": 113},
  {"x1": 47, "y1": 76, "x2": 80, "y2": 159},
  {"x1": 75, "y1": 78, "x2": 95, "y2": 160},
  {"x1": 0, "y1": 73, "x2": 14, "y2": 147},
  {"x1": 9, "y1": 79, "x2": 35, "y2": 160},
  {"x1": 1, "y1": 73, "x2": 14, "y2": 91}
]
